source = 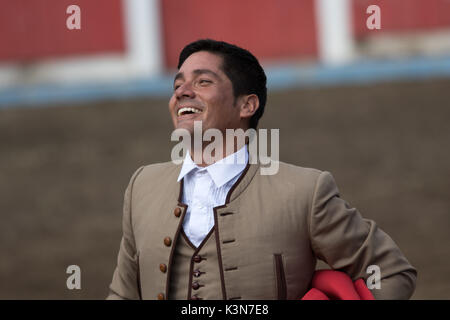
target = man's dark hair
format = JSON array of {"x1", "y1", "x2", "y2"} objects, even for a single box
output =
[{"x1": 178, "y1": 39, "x2": 267, "y2": 129}]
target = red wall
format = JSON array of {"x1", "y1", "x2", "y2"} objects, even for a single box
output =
[
  {"x1": 2, "y1": 0, "x2": 450, "y2": 66},
  {"x1": 160, "y1": 0, "x2": 318, "y2": 68},
  {"x1": 353, "y1": 0, "x2": 450, "y2": 38},
  {"x1": 0, "y1": 0, "x2": 125, "y2": 62}
]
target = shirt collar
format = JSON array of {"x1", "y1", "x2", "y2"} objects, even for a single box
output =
[{"x1": 177, "y1": 144, "x2": 248, "y2": 188}]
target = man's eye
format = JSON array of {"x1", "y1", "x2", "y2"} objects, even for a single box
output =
[{"x1": 199, "y1": 79, "x2": 212, "y2": 85}]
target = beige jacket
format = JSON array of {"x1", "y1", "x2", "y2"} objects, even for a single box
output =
[{"x1": 107, "y1": 159, "x2": 417, "y2": 300}]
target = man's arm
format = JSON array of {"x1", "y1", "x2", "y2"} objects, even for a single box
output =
[
  {"x1": 106, "y1": 166, "x2": 145, "y2": 300},
  {"x1": 308, "y1": 171, "x2": 417, "y2": 299}
]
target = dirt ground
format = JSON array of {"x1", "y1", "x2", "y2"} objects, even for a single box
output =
[{"x1": 1, "y1": 78, "x2": 449, "y2": 299}]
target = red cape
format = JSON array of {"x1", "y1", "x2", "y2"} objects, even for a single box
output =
[{"x1": 301, "y1": 270, "x2": 375, "y2": 300}]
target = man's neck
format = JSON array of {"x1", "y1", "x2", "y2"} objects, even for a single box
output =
[{"x1": 189, "y1": 139, "x2": 246, "y2": 167}]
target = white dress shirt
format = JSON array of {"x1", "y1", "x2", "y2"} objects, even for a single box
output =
[{"x1": 177, "y1": 145, "x2": 248, "y2": 247}]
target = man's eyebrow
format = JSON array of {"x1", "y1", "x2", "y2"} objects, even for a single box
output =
[
  {"x1": 174, "y1": 72, "x2": 184, "y2": 83},
  {"x1": 173, "y1": 69, "x2": 220, "y2": 83},
  {"x1": 192, "y1": 69, "x2": 220, "y2": 79}
]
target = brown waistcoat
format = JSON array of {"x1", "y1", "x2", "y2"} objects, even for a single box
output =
[{"x1": 169, "y1": 230, "x2": 223, "y2": 300}]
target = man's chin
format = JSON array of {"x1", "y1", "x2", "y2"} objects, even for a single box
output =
[
  {"x1": 175, "y1": 118, "x2": 204, "y2": 133},
  {"x1": 175, "y1": 122, "x2": 194, "y2": 132}
]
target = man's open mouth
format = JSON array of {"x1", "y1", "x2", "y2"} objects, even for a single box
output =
[{"x1": 177, "y1": 107, "x2": 203, "y2": 117}]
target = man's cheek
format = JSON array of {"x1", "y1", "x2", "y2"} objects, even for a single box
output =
[{"x1": 168, "y1": 96, "x2": 176, "y2": 112}]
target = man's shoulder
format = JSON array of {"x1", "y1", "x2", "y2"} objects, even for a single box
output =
[
  {"x1": 271, "y1": 161, "x2": 339, "y2": 196},
  {"x1": 250, "y1": 161, "x2": 330, "y2": 206},
  {"x1": 128, "y1": 160, "x2": 180, "y2": 186},
  {"x1": 253, "y1": 160, "x2": 325, "y2": 194},
  {"x1": 142, "y1": 160, "x2": 179, "y2": 172},
  {"x1": 270, "y1": 160, "x2": 323, "y2": 182}
]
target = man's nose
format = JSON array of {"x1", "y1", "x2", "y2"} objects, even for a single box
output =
[{"x1": 175, "y1": 82, "x2": 195, "y2": 99}]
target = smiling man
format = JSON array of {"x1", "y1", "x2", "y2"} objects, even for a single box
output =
[
  {"x1": 107, "y1": 39, "x2": 417, "y2": 300},
  {"x1": 169, "y1": 43, "x2": 262, "y2": 166}
]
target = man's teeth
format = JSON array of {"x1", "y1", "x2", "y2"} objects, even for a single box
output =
[{"x1": 177, "y1": 107, "x2": 202, "y2": 116}]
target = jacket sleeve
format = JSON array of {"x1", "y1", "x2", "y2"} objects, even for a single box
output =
[
  {"x1": 106, "y1": 166, "x2": 145, "y2": 300},
  {"x1": 308, "y1": 171, "x2": 417, "y2": 299}
]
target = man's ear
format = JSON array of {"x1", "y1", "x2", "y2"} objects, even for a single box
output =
[{"x1": 239, "y1": 94, "x2": 259, "y2": 120}]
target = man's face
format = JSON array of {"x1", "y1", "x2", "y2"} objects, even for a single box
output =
[{"x1": 168, "y1": 51, "x2": 241, "y2": 135}]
